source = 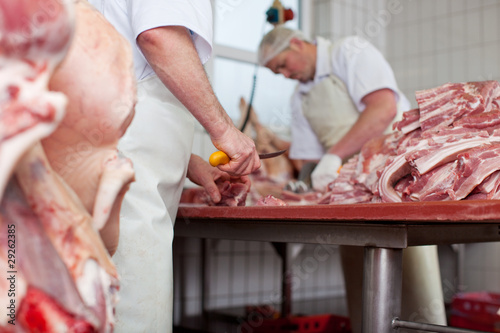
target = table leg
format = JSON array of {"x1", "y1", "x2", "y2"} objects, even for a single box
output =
[
  {"x1": 362, "y1": 247, "x2": 403, "y2": 333},
  {"x1": 271, "y1": 242, "x2": 292, "y2": 317},
  {"x1": 201, "y1": 239, "x2": 209, "y2": 324}
]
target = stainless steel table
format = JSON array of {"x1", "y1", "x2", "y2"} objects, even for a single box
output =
[{"x1": 175, "y1": 200, "x2": 500, "y2": 332}]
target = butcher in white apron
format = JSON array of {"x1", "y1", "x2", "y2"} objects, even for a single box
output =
[
  {"x1": 87, "y1": 1, "x2": 260, "y2": 332},
  {"x1": 258, "y1": 27, "x2": 446, "y2": 331}
]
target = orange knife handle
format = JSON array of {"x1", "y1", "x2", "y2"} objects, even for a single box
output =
[{"x1": 209, "y1": 151, "x2": 230, "y2": 166}]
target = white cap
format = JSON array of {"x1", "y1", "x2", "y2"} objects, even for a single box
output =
[{"x1": 257, "y1": 26, "x2": 308, "y2": 66}]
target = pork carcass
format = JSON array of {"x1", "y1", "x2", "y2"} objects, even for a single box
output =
[
  {"x1": 44, "y1": 0, "x2": 135, "y2": 251},
  {"x1": 0, "y1": 0, "x2": 136, "y2": 331},
  {"x1": 0, "y1": 0, "x2": 72, "y2": 200}
]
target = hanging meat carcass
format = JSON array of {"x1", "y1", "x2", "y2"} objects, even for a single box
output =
[
  {"x1": 0, "y1": 0, "x2": 135, "y2": 332},
  {"x1": 44, "y1": 0, "x2": 136, "y2": 254}
]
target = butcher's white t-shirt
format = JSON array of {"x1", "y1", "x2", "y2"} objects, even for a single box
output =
[
  {"x1": 88, "y1": 0, "x2": 213, "y2": 81},
  {"x1": 289, "y1": 36, "x2": 411, "y2": 160}
]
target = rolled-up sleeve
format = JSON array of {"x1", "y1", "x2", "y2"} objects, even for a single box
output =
[
  {"x1": 333, "y1": 36, "x2": 400, "y2": 112},
  {"x1": 126, "y1": 0, "x2": 213, "y2": 64}
]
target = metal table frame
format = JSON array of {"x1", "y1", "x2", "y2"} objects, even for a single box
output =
[{"x1": 175, "y1": 201, "x2": 500, "y2": 332}]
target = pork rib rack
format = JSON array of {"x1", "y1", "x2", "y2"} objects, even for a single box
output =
[{"x1": 324, "y1": 81, "x2": 500, "y2": 204}]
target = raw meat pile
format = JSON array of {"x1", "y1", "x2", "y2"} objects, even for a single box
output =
[
  {"x1": 256, "y1": 195, "x2": 288, "y2": 206},
  {"x1": 0, "y1": 0, "x2": 135, "y2": 332},
  {"x1": 181, "y1": 179, "x2": 249, "y2": 207},
  {"x1": 322, "y1": 80, "x2": 500, "y2": 204}
]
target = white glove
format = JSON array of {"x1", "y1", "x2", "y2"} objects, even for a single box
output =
[{"x1": 311, "y1": 154, "x2": 342, "y2": 192}]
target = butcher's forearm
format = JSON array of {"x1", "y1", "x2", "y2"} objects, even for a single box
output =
[
  {"x1": 137, "y1": 26, "x2": 260, "y2": 176},
  {"x1": 327, "y1": 111, "x2": 390, "y2": 159},
  {"x1": 328, "y1": 89, "x2": 397, "y2": 160},
  {"x1": 138, "y1": 26, "x2": 232, "y2": 138}
]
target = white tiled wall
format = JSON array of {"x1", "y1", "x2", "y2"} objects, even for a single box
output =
[
  {"x1": 387, "y1": 0, "x2": 500, "y2": 108},
  {"x1": 314, "y1": 0, "x2": 387, "y2": 52}
]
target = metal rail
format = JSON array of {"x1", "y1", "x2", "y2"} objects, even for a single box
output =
[{"x1": 392, "y1": 318, "x2": 486, "y2": 333}]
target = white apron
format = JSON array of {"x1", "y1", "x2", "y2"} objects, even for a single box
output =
[
  {"x1": 113, "y1": 75, "x2": 194, "y2": 332},
  {"x1": 301, "y1": 73, "x2": 359, "y2": 155},
  {"x1": 300, "y1": 72, "x2": 404, "y2": 160}
]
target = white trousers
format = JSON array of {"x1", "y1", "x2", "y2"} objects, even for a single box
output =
[{"x1": 113, "y1": 75, "x2": 194, "y2": 332}]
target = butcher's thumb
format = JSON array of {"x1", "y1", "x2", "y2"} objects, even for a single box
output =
[
  {"x1": 311, "y1": 154, "x2": 342, "y2": 192},
  {"x1": 204, "y1": 182, "x2": 221, "y2": 203}
]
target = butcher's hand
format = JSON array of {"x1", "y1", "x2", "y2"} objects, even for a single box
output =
[
  {"x1": 187, "y1": 154, "x2": 250, "y2": 203},
  {"x1": 210, "y1": 126, "x2": 260, "y2": 176},
  {"x1": 311, "y1": 154, "x2": 342, "y2": 192}
]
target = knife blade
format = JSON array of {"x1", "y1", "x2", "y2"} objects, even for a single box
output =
[
  {"x1": 258, "y1": 149, "x2": 287, "y2": 159},
  {"x1": 209, "y1": 149, "x2": 287, "y2": 167}
]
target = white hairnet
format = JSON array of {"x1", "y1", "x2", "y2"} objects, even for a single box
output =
[{"x1": 258, "y1": 26, "x2": 308, "y2": 66}]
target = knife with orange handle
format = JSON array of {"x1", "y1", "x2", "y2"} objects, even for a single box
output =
[{"x1": 209, "y1": 149, "x2": 287, "y2": 167}]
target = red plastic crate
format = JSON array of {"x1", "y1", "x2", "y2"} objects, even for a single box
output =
[
  {"x1": 241, "y1": 314, "x2": 351, "y2": 333},
  {"x1": 449, "y1": 292, "x2": 500, "y2": 332}
]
